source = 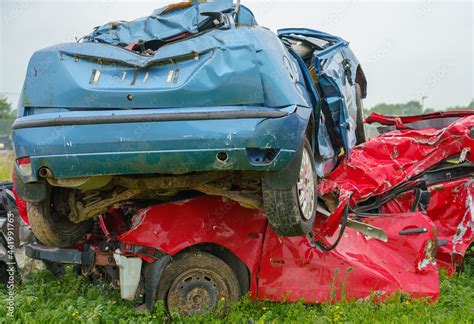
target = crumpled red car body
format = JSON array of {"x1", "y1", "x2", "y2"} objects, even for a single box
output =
[
  {"x1": 318, "y1": 112, "x2": 473, "y2": 273},
  {"x1": 117, "y1": 195, "x2": 439, "y2": 303}
]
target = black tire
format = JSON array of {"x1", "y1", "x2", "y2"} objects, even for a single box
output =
[
  {"x1": 0, "y1": 261, "x2": 9, "y2": 286},
  {"x1": 28, "y1": 187, "x2": 92, "y2": 247},
  {"x1": 355, "y1": 83, "x2": 366, "y2": 145},
  {"x1": 157, "y1": 252, "x2": 241, "y2": 316},
  {"x1": 262, "y1": 138, "x2": 317, "y2": 236},
  {"x1": 0, "y1": 181, "x2": 14, "y2": 219}
]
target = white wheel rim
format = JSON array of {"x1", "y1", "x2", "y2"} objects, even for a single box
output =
[{"x1": 297, "y1": 148, "x2": 315, "y2": 221}]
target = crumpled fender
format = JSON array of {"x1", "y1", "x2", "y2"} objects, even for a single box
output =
[
  {"x1": 381, "y1": 177, "x2": 473, "y2": 273},
  {"x1": 117, "y1": 195, "x2": 440, "y2": 303},
  {"x1": 117, "y1": 195, "x2": 268, "y2": 291},
  {"x1": 258, "y1": 212, "x2": 439, "y2": 303},
  {"x1": 366, "y1": 110, "x2": 473, "y2": 128},
  {"x1": 316, "y1": 114, "x2": 473, "y2": 266},
  {"x1": 319, "y1": 115, "x2": 473, "y2": 206}
]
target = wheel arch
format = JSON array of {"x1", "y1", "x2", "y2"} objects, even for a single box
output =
[{"x1": 306, "y1": 112, "x2": 316, "y2": 151}]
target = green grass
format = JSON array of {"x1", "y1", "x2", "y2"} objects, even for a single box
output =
[
  {"x1": 0, "y1": 255, "x2": 472, "y2": 323},
  {"x1": 0, "y1": 152, "x2": 13, "y2": 181}
]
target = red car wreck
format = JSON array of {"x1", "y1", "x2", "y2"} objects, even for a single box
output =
[
  {"x1": 24, "y1": 195, "x2": 440, "y2": 314},
  {"x1": 4, "y1": 111, "x2": 471, "y2": 315},
  {"x1": 318, "y1": 111, "x2": 473, "y2": 273}
]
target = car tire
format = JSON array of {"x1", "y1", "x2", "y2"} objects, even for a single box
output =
[
  {"x1": 157, "y1": 252, "x2": 241, "y2": 316},
  {"x1": 355, "y1": 83, "x2": 366, "y2": 145},
  {"x1": 262, "y1": 138, "x2": 317, "y2": 236},
  {"x1": 28, "y1": 187, "x2": 92, "y2": 247},
  {"x1": 0, "y1": 261, "x2": 8, "y2": 286}
]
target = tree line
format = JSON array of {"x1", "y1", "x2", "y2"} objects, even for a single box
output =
[{"x1": 365, "y1": 100, "x2": 473, "y2": 117}]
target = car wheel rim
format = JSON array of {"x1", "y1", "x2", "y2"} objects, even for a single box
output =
[
  {"x1": 297, "y1": 148, "x2": 315, "y2": 221},
  {"x1": 167, "y1": 270, "x2": 229, "y2": 316}
]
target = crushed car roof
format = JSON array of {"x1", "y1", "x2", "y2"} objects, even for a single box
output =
[{"x1": 83, "y1": 1, "x2": 256, "y2": 45}]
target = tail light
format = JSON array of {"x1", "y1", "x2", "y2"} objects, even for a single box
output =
[{"x1": 16, "y1": 157, "x2": 32, "y2": 177}]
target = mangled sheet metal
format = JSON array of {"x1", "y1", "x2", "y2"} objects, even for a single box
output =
[
  {"x1": 114, "y1": 195, "x2": 439, "y2": 304},
  {"x1": 316, "y1": 112, "x2": 473, "y2": 271},
  {"x1": 83, "y1": 0, "x2": 255, "y2": 45}
]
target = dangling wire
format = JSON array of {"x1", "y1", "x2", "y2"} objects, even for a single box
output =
[{"x1": 313, "y1": 203, "x2": 349, "y2": 251}]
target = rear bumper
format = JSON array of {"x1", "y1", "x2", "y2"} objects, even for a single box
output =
[{"x1": 13, "y1": 105, "x2": 311, "y2": 182}]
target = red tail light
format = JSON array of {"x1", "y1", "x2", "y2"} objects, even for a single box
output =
[{"x1": 16, "y1": 157, "x2": 32, "y2": 176}]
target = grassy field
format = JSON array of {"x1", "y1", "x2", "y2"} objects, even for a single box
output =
[
  {"x1": 0, "y1": 152, "x2": 13, "y2": 181},
  {"x1": 0, "y1": 256, "x2": 472, "y2": 323}
]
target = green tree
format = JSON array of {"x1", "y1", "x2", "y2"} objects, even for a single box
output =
[
  {"x1": 366, "y1": 100, "x2": 473, "y2": 116},
  {"x1": 365, "y1": 101, "x2": 423, "y2": 117},
  {"x1": 445, "y1": 100, "x2": 474, "y2": 111},
  {"x1": 0, "y1": 96, "x2": 13, "y2": 118},
  {"x1": 0, "y1": 97, "x2": 15, "y2": 136}
]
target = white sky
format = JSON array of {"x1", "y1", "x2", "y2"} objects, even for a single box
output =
[{"x1": 1, "y1": 0, "x2": 473, "y2": 110}]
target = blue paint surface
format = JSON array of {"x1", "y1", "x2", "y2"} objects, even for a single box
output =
[{"x1": 13, "y1": 2, "x2": 365, "y2": 183}]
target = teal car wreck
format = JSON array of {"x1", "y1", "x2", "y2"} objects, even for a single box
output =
[{"x1": 12, "y1": 0, "x2": 367, "y2": 246}]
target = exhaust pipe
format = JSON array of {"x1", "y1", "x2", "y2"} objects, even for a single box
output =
[{"x1": 38, "y1": 167, "x2": 52, "y2": 178}]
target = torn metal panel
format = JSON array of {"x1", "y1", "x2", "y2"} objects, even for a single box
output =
[
  {"x1": 115, "y1": 195, "x2": 439, "y2": 303},
  {"x1": 346, "y1": 219, "x2": 387, "y2": 242},
  {"x1": 366, "y1": 110, "x2": 473, "y2": 130},
  {"x1": 259, "y1": 212, "x2": 439, "y2": 303},
  {"x1": 319, "y1": 115, "x2": 473, "y2": 206},
  {"x1": 317, "y1": 113, "x2": 473, "y2": 270},
  {"x1": 279, "y1": 28, "x2": 364, "y2": 173},
  {"x1": 381, "y1": 177, "x2": 473, "y2": 273},
  {"x1": 84, "y1": 1, "x2": 247, "y2": 45}
]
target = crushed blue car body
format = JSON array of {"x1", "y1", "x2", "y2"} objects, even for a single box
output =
[{"x1": 12, "y1": 0, "x2": 366, "y2": 185}]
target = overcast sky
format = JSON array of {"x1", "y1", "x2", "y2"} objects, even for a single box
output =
[{"x1": 1, "y1": 0, "x2": 472, "y2": 110}]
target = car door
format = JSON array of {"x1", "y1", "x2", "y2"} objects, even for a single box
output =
[{"x1": 278, "y1": 28, "x2": 361, "y2": 176}]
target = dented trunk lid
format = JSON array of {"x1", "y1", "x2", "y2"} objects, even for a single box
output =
[{"x1": 21, "y1": 29, "x2": 265, "y2": 111}]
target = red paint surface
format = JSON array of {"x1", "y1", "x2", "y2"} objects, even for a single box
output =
[
  {"x1": 118, "y1": 195, "x2": 439, "y2": 303},
  {"x1": 258, "y1": 213, "x2": 438, "y2": 302},
  {"x1": 118, "y1": 195, "x2": 268, "y2": 292},
  {"x1": 319, "y1": 115, "x2": 473, "y2": 205},
  {"x1": 317, "y1": 113, "x2": 473, "y2": 270},
  {"x1": 11, "y1": 172, "x2": 28, "y2": 225},
  {"x1": 381, "y1": 178, "x2": 473, "y2": 273},
  {"x1": 366, "y1": 110, "x2": 473, "y2": 128}
]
